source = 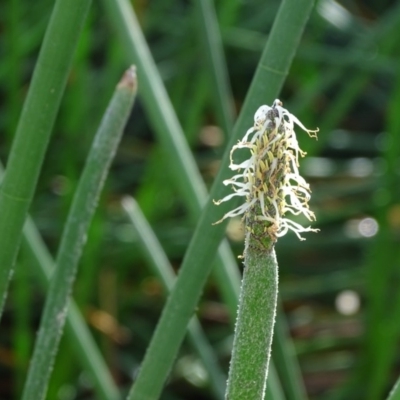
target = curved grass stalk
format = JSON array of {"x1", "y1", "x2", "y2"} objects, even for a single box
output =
[
  {"x1": 21, "y1": 67, "x2": 137, "y2": 400},
  {"x1": 194, "y1": 0, "x2": 235, "y2": 137}
]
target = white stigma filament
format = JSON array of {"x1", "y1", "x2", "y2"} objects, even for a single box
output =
[{"x1": 214, "y1": 99, "x2": 319, "y2": 241}]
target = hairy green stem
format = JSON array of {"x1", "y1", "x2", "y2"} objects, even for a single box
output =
[
  {"x1": 21, "y1": 67, "x2": 137, "y2": 400},
  {"x1": 226, "y1": 244, "x2": 278, "y2": 400},
  {"x1": 0, "y1": 0, "x2": 92, "y2": 318}
]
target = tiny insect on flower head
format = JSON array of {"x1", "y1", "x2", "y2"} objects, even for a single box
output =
[{"x1": 213, "y1": 99, "x2": 319, "y2": 242}]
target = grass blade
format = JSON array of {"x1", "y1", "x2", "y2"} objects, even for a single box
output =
[
  {"x1": 194, "y1": 0, "x2": 235, "y2": 136},
  {"x1": 361, "y1": 46, "x2": 400, "y2": 399},
  {"x1": 273, "y1": 310, "x2": 308, "y2": 400},
  {"x1": 12, "y1": 253, "x2": 32, "y2": 398},
  {"x1": 265, "y1": 362, "x2": 286, "y2": 400},
  {"x1": 21, "y1": 67, "x2": 137, "y2": 400},
  {"x1": 0, "y1": 0, "x2": 92, "y2": 318}
]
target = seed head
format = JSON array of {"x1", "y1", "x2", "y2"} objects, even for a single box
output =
[{"x1": 214, "y1": 99, "x2": 319, "y2": 242}]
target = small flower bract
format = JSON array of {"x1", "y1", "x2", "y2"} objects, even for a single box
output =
[{"x1": 214, "y1": 99, "x2": 319, "y2": 241}]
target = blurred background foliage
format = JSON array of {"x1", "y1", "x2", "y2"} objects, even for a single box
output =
[{"x1": 1, "y1": 0, "x2": 400, "y2": 399}]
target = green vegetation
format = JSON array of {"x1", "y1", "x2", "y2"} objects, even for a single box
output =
[{"x1": 1, "y1": 0, "x2": 400, "y2": 399}]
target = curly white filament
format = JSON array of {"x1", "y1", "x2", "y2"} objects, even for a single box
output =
[{"x1": 214, "y1": 99, "x2": 319, "y2": 241}]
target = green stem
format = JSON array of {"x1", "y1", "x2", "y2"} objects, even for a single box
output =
[
  {"x1": 0, "y1": 0, "x2": 92, "y2": 318},
  {"x1": 273, "y1": 309, "x2": 308, "y2": 400},
  {"x1": 194, "y1": 0, "x2": 235, "y2": 137},
  {"x1": 21, "y1": 67, "x2": 137, "y2": 400},
  {"x1": 265, "y1": 362, "x2": 286, "y2": 400},
  {"x1": 12, "y1": 251, "x2": 32, "y2": 398},
  {"x1": 4, "y1": 0, "x2": 22, "y2": 141},
  {"x1": 226, "y1": 245, "x2": 278, "y2": 400}
]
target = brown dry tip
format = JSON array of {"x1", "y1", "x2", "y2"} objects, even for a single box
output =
[{"x1": 117, "y1": 65, "x2": 137, "y2": 91}]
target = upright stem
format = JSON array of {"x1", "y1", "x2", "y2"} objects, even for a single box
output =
[
  {"x1": 21, "y1": 68, "x2": 137, "y2": 400},
  {"x1": 194, "y1": 0, "x2": 235, "y2": 138},
  {"x1": 226, "y1": 244, "x2": 278, "y2": 400}
]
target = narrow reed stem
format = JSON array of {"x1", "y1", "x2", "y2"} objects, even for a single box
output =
[
  {"x1": 21, "y1": 67, "x2": 137, "y2": 400},
  {"x1": 226, "y1": 246, "x2": 278, "y2": 400}
]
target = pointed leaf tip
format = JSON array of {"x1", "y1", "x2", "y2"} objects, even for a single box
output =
[{"x1": 118, "y1": 65, "x2": 137, "y2": 91}]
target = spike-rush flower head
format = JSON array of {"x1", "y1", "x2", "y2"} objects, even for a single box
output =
[{"x1": 214, "y1": 99, "x2": 319, "y2": 242}]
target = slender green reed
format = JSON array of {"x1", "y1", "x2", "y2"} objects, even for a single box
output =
[
  {"x1": 363, "y1": 45, "x2": 400, "y2": 400},
  {"x1": 0, "y1": 0, "x2": 92, "y2": 318},
  {"x1": 12, "y1": 252, "x2": 32, "y2": 398},
  {"x1": 265, "y1": 363, "x2": 286, "y2": 400},
  {"x1": 273, "y1": 310, "x2": 308, "y2": 400},
  {"x1": 124, "y1": 0, "x2": 315, "y2": 398},
  {"x1": 4, "y1": 0, "x2": 23, "y2": 142},
  {"x1": 21, "y1": 67, "x2": 137, "y2": 400},
  {"x1": 194, "y1": 0, "x2": 235, "y2": 137},
  {"x1": 226, "y1": 248, "x2": 279, "y2": 399}
]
